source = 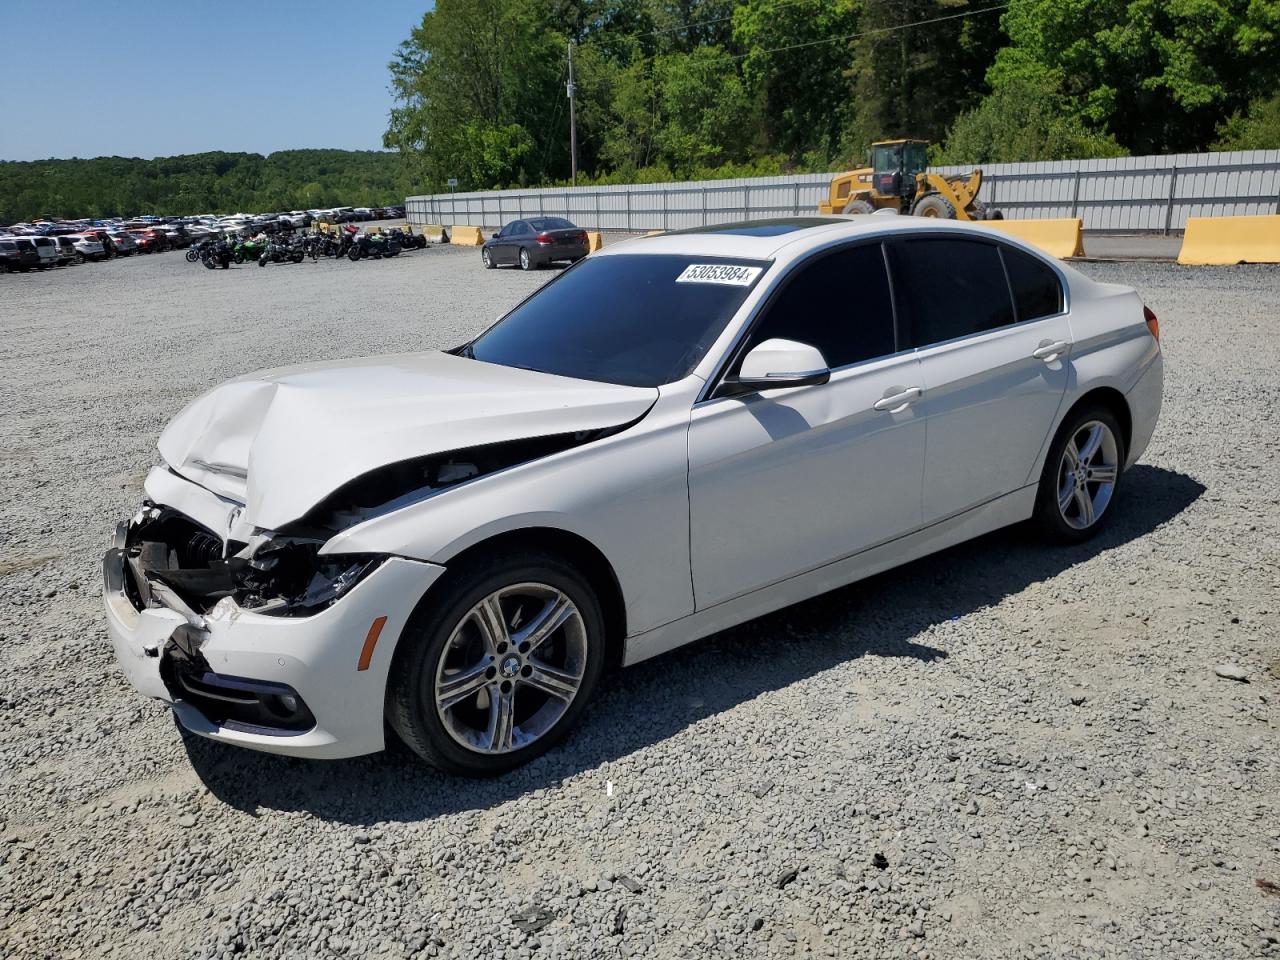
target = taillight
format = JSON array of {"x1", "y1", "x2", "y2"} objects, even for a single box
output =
[
  {"x1": 578, "y1": 231, "x2": 588, "y2": 243},
  {"x1": 536, "y1": 233, "x2": 552, "y2": 245},
  {"x1": 1143, "y1": 304, "x2": 1160, "y2": 342}
]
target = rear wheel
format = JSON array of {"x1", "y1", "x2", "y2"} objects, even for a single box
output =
[
  {"x1": 519, "y1": 248, "x2": 534, "y2": 271},
  {"x1": 912, "y1": 193, "x2": 956, "y2": 218},
  {"x1": 387, "y1": 551, "x2": 605, "y2": 775},
  {"x1": 845, "y1": 199, "x2": 875, "y2": 215},
  {"x1": 1033, "y1": 406, "x2": 1125, "y2": 543}
]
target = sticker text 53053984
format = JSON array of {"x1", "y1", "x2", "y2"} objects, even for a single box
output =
[{"x1": 675, "y1": 263, "x2": 763, "y2": 286}]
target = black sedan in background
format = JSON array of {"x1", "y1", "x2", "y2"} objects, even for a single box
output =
[{"x1": 481, "y1": 217, "x2": 589, "y2": 270}]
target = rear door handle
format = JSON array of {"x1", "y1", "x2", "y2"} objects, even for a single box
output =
[
  {"x1": 1032, "y1": 340, "x2": 1070, "y2": 362},
  {"x1": 873, "y1": 386, "x2": 922, "y2": 413}
]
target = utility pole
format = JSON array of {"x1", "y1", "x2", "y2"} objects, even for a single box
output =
[{"x1": 567, "y1": 41, "x2": 578, "y2": 187}]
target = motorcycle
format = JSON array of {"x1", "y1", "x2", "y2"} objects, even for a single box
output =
[
  {"x1": 347, "y1": 232, "x2": 401, "y2": 261},
  {"x1": 187, "y1": 238, "x2": 218, "y2": 263},
  {"x1": 386, "y1": 227, "x2": 426, "y2": 250},
  {"x1": 200, "y1": 239, "x2": 232, "y2": 270},
  {"x1": 232, "y1": 236, "x2": 269, "y2": 264},
  {"x1": 258, "y1": 236, "x2": 306, "y2": 266}
]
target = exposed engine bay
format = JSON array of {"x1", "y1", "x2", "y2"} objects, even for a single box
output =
[
  {"x1": 121, "y1": 504, "x2": 382, "y2": 618},
  {"x1": 126, "y1": 431, "x2": 619, "y2": 618}
]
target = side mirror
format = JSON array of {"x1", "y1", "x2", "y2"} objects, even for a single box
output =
[
  {"x1": 491, "y1": 232, "x2": 500, "y2": 239},
  {"x1": 717, "y1": 338, "x2": 830, "y2": 398}
]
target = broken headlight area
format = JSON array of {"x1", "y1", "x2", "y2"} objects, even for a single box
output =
[{"x1": 122, "y1": 504, "x2": 383, "y2": 617}]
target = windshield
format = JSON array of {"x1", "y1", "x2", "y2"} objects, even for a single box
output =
[{"x1": 466, "y1": 254, "x2": 769, "y2": 387}]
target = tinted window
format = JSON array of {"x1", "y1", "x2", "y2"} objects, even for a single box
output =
[
  {"x1": 894, "y1": 238, "x2": 1014, "y2": 347},
  {"x1": 529, "y1": 217, "x2": 574, "y2": 231},
  {"x1": 740, "y1": 243, "x2": 895, "y2": 370},
  {"x1": 467, "y1": 255, "x2": 768, "y2": 387},
  {"x1": 1002, "y1": 246, "x2": 1063, "y2": 321}
]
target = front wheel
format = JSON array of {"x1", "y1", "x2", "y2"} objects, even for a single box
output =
[
  {"x1": 348, "y1": 247, "x2": 362, "y2": 261},
  {"x1": 1033, "y1": 407, "x2": 1126, "y2": 543},
  {"x1": 912, "y1": 193, "x2": 956, "y2": 218},
  {"x1": 386, "y1": 552, "x2": 606, "y2": 775},
  {"x1": 482, "y1": 248, "x2": 494, "y2": 269}
]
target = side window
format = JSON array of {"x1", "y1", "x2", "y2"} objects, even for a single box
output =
[
  {"x1": 1001, "y1": 246, "x2": 1063, "y2": 321},
  {"x1": 893, "y1": 238, "x2": 1015, "y2": 347},
  {"x1": 512, "y1": 221, "x2": 531, "y2": 237},
  {"x1": 740, "y1": 243, "x2": 896, "y2": 370}
]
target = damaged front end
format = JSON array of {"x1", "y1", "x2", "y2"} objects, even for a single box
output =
[
  {"x1": 117, "y1": 504, "x2": 383, "y2": 619},
  {"x1": 105, "y1": 505, "x2": 384, "y2": 735}
]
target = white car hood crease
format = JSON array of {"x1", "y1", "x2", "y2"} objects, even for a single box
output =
[{"x1": 157, "y1": 351, "x2": 659, "y2": 531}]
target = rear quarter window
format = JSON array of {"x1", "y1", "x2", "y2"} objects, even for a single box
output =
[{"x1": 1001, "y1": 246, "x2": 1064, "y2": 321}]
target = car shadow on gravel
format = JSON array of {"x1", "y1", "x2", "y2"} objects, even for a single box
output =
[{"x1": 182, "y1": 464, "x2": 1204, "y2": 824}]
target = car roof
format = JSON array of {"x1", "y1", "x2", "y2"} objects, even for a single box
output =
[{"x1": 595, "y1": 215, "x2": 1046, "y2": 265}]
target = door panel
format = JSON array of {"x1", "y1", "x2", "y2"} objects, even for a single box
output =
[
  {"x1": 888, "y1": 235, "x2": 1071, "y2": 523},
  {"x1": 688, "y1": 353, "x2": 926, "y2": 609},
  {"x1": 916, "y1": 316, "x2": 1072, "y2": 521}
]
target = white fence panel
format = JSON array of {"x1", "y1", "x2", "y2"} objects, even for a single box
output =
[{"x1": 407, "y1": 151, "x2": 1280, "y2": 234}]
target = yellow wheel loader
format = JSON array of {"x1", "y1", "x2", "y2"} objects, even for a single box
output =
[{"x1": 818, "y1": 139, "x2": 1002, "y2": 221}]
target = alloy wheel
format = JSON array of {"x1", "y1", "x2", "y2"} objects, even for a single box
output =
[
  {"x1": 433, "y1": 582, "x2": 588, "y2": 755},
  {"x1": 1056, "y1": 420, "x2": 1119, "y2": 530}
]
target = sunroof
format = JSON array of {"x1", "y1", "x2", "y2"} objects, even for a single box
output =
[{"x1": 672, "y1": 217, "x2": 840, "y2": 237}]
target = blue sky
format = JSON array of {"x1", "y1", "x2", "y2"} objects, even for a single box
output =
[{"x1": 0, "y1": 1, "x2": 432, "y2": 161}]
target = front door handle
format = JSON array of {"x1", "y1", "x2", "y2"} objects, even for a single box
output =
[
  {"x1": 873, "y1": 386, "x2": 922, "y2": 413},
  {"x1": 1032, "y1": 340, "x2": 1070, "y2": 362}
]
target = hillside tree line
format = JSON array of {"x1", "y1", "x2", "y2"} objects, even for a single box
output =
[
  {"x1": 384, "y1": 0, "x2": 1280, "y2": 191},
  {"x1": 0, "y1": 150, "x2": 411, "y2": 225}
]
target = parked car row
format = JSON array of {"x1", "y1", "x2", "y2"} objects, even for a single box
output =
[{"x1": 1, "y1": 205, "x2": 408, "y2": 275}]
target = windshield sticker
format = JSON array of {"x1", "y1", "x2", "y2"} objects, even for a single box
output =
[{"x1": 675, "y1": 263, "x2": 763, "y2": 286}]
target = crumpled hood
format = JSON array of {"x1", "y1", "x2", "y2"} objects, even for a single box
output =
[{"x1": 157, "y1": 351, "x2": 657, "y2": 530}]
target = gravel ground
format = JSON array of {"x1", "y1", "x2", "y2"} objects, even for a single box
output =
[{"x1": 1, "y1": 245, "x2": 1277, "y2": 960}]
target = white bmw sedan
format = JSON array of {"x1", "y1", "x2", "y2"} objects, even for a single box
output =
[{"x1": 104, "y1": 217, "x2": 1163, "y2": 774}]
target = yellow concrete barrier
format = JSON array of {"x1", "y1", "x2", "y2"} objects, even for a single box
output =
[
  {"x1": 645, "y1": 230, "x2": 664, "y2": 237},
  {"x1": 365, "y1": 225, "x2": 382, "y2": 235},
  {"x1": 587, "y1": 231, "x2": 604, "y2": 252},
  {"x1": 976, "y1": 218, "x2": 1085, "y2": 259},
  {"x1": 1177, "y1": 214, "x2": 1280, "y2": 265},
  {"x1": 449, "y1": 225, "x2": 485, "y2": 246},
  {"x1": 421, "y1": 223, "x2": 447, "y2": 243}
]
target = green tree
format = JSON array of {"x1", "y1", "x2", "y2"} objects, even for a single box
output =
[
  {"x1": 988, "y1": 0, "x2": 1280, "y2": 155},
  {"x1": 384, "y1": 0, "x2": 567, "y2": 191},
  {"x1": 1213, "y1": 92, "x2": 1280, "y2": 149},
  {"x1": 733, "y1": 0, "x2": 860, "y2": 162},
  {"x1": 933, "y1": 79, "x2": 1128, "y2": 163},
  {"x1": 846, "y1": 0, "x2": 1006, "y2": 160}
]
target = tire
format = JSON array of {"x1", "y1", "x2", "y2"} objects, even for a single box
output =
[
  {"x1": 519, "y1": 248, "x2": 534, "y2": 271},
  {"x1": 912, "y1": 193, "x2": 956, "y2": 218},
  {"x1": 1032, "y1": 405, "x2": 1126, "y2": 544},
  {"x1": 845, "y1": 199, "x2": 876, "y2": 215},
  {"x1": 482, "y1": 248, "x2": 494, "y2": 269},
  {"x1": 203, "y1": 258, "x2": 216, "y2": 270},
  {"x1": 348, "y1": 247, "x2": 362, "y2": 261},
  {"x1": 386, "y1": 550, "x2": 606, "y2": 776},
  {"x1": 186, "y1": 249, "x2": 199, "y2": 262}
]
